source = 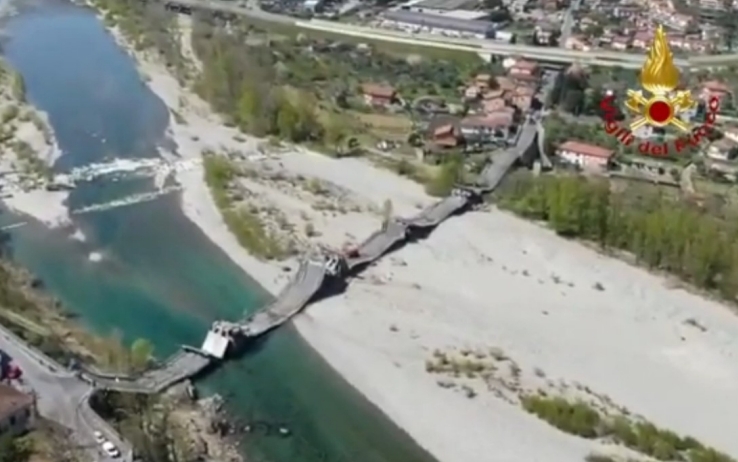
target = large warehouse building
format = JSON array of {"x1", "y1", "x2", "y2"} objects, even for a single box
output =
[{"x1": 380, "y1": 9, "x2": 499, "y2": 39}]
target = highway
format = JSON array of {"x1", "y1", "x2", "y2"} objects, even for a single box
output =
[{"x1": 159, "y1": 0, "x2": 738, "y2": 68}]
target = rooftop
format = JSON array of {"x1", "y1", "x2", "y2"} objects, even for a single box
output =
[
  {"x1": 383, "y1": 10, "x2": 497, "y2": 34},
  {"x1": 0, "y1": 385, "x2": 33, "y2": 419},
  {"x1": 558, "y1": 141, "x2": 615, "y2": 159},
  {"x1": 411, "y1": 0, "x2": 478, "y2": 10}
]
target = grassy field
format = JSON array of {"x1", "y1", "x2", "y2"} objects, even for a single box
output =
[{"x1": 354, "y1": 111, "x2": 414, "y2": 141}]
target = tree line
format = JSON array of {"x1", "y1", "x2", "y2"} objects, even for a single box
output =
[
  {"x1": 191, "y1": 19, "x2": 339, "y2": 145},
  {"x1": 495, "y1": 173, "x2": 738, "y2": 301}
]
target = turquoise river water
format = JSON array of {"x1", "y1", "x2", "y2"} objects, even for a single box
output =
[{"x1": 0, "y1": 2, "x2": 435, "y2": 462}]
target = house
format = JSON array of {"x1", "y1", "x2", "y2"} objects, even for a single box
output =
[
  {"x1": 508, "y1": 60, "x2": 540, "y2": 81},
  {"x1": 723, "y1": 126, "x2": 738, "y2": 143},
  {"x1": 534, "y1": 22, "x2": 557, "y2": 44},
  {"x1": 566, "y1": 35, "x2": 591, "y2": 51},
  {"x1": 556, "y1": 140, "x2": 615, "y2": 172},
  {"x1": 464, "y1": 86, "x2": 481, "y2": 100},
  {"x1": 430, "y1": 124, "x2": 461, "y2": 148},
  {"x1": 495, "y1": 76, "x2": 516, "y2": 92},
  {"x1": 459, "y1": 113, "x2": 514, "y2": 141},
  {"x1": 474, "y1": 74, "x2": 494, "y2": 90},
  {"x1": 361, "y1": 84, "x2": 398, "y2": 107},
  {"x1": 632, "y1": 30, "x2": 652, "y2": 49},
  {"x1": 699, "y1": 80, "x2": 732, "y2": 104},
  {"x1": 0, "y1": 385, "x2": 35, "y2": 436},
  {"x1": 707, "y1": 138, "x2": 738, "y2": 161},
  {"x1": 482, "y1": 89, "x2": 505, "y2": 101},
  {"x1": 482, "y1": 97, "x2": 507, "y2": 114},
  {"x1": 611, "y1": 36, "x2": 630, "y2": 50},
  {"x1": 510, "y1": 86, "x2": 535, "y2": 112}
]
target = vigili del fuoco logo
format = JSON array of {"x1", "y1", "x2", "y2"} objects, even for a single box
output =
[{"x1": 600, "y1": 25, "x2": 720, "y2": 157}]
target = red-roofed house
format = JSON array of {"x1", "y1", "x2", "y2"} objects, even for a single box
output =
[
  {"x1": 460, "y1": 113, "x2": 514, "y2": 141},
  {"x1": 0, "y1": 384, "x2": 35, "y2": 435},
  {"x1": 430, "y1": 124, "x2": 460, "y2": 148},
  {"x1": 700, "y1": 80, "x2": 732, "y2": 105},
  {"x1": 361, "y1": 83, "x2": 398, "y2": 107},
  {"x1": 557, "y1": 140, "x2": 614, "y2": 172}
]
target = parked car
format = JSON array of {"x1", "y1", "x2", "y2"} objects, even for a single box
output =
[
  {"x1": 102, "y1": 441, "x2": 120, "y2": 458},
  {"x1": 93, "y1": 431, "x2": 105, "y2": 445}
]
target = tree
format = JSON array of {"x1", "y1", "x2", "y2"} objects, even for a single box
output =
[
  {"x1": 130, "y1": 338, "x2": 154, "y2": 372},
  {"x1": 0, "y1": 434, "x2": 30, "y2": 462}
]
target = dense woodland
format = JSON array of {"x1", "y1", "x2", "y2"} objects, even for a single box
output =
[{"x1": 496, "y1": 173, "x2": 738, "y2": 302}]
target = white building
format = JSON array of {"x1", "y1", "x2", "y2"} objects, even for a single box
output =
[{"x1": 556, "y1": 140, "x2": 615, "y2": 172}]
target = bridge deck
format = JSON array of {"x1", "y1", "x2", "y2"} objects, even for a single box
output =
[
  {"x1": 346, "y1": 220, "x2": 407, "y2": 268},
  {"x1": 238, "y1": 260, "x2": 327, "y2": 337},
  {"x1": 407, "y1": 195, "x2": 468, "y2": 227},
  {"x1": 83, "y1": 349, "x2": 211, "y2": 393}
]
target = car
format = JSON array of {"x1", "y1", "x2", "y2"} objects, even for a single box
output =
[
  {"x1": 102, "y1": 441, "x2": 120, "y2": 458},
  {"x1": 93, "y1": 431, "x2": 105, "y2": 445}
]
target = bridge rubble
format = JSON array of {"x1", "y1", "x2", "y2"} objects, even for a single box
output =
[{"x1": 76, "y1": 120, "x2": 544, "y2": 394}]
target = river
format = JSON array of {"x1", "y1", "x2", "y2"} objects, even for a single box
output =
[{"x1": 0, "y1": 2, "x2": 435, "y2": 462}]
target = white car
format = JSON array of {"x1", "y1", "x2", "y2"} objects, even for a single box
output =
[
  {"x1": 93, "y1": 431, "x2": 105, "y2": 445},
  {"x1": 102, "y1": 441, "x2": 120, "y2": 458}
]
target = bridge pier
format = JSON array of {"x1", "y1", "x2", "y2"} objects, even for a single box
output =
[{"x1": 201, "y1": 322, "x2": 238, "y2": 359}]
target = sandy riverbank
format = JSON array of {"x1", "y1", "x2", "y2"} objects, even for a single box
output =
[
  {"x1": 101, "y1": 14, "x2": 738, "y2": 462},
  {"x1": 0, "y1": 55, "x2": 68, "y2": 227}
]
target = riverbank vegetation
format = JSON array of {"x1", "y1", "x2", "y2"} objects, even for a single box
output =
[
  {"x1": 92, "y1": 392, "x2": 184, "y2": 462},
  {"x1": 0, "y1": 252, "x2": 155, "y2": 372},
  {"x1": 522, "y1": 395, "x2": 732, "y2": 462},
  {"x1": 203, "y1": 153, "x2": 291, "y2": 260},
  {"x1": 493, "y1": 172, "x2": 738, "y2": 302},
  {"x1": 0, "y1": 59, "x2": 54, "y2": 181},
  {"x1": 89, "y1": 0, "x2": 188, "y2": 78}
]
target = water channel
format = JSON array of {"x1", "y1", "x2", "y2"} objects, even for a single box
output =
[{"x1": 0, "y1": 2, "x2": 435, "y2": 462}]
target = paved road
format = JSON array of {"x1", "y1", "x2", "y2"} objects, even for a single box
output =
[
  {"x1": 559, "y1": 0, "x2": 583, "y2": 46},
  {"x1": 0, "y1": 325, "x2": 131, "y2": 462}
]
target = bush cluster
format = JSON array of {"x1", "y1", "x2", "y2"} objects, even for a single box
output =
[{"x1": 521, "y1": 395, "x2": 733, "y2": 462}]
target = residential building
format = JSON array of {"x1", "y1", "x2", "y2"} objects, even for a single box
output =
[
  {"x1": 707, "y1": 138, "x2": 738, "y2": 161},
  {"x1": 699, "y1": 80, "x2": 732, "y2": 104},
  {"x1": 361, "y1": 84, "x2": 398, "y2": 107},
  {"x1": 724, "y1": 127, "x2": 738, "y2": 143},
  {"x1": 510, "y1": 86, "x2": 535, "y2": 112},
  {"x1": 474, "y1": 74, "x2": 494, "y2": 90},
  {"x1": 508, "y1": 60, "x2": 540, "y2": 80},
  {"x1": 611, "y1": 36, "x2": 630, "y2": 50},
  {"x1": 565, "y1": 35, "x2": 591, "y2": 51},
  {"x1": 632, "y1": 30, "x2": 652, "y2": 49},
  {"x1": 534, "y1": 22, "x2": 557, "y2": 44},
  {"x1": 430, "y1": 124, "x2": 460, "y2": 148},
  {"x1": 495, "y1": 76, "x2": 516, "y2": 92},
  {"x1": 0, "y1": 385, "x2": 35, "y2": 436},
  {"x1": 482, "y1": 97, "x2": 506, "y2": 113},
  {"x1": 459, "y1": 112, "x2": 514, "y2": 141},
  {"x1": 556, "y1": 140, "x2": 614, "y2": 172}
]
